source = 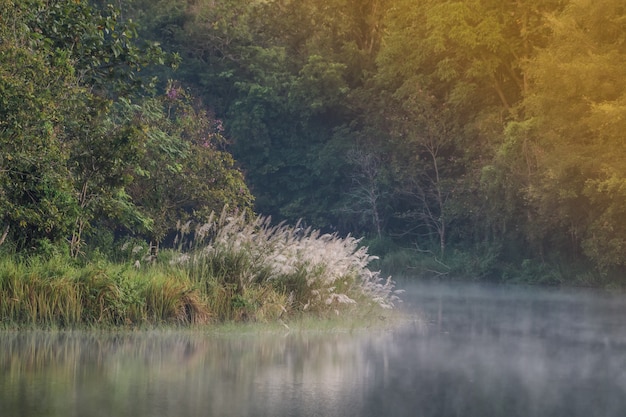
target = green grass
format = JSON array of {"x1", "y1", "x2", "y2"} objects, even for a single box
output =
[{"x1": 0, "y1": 257, "x2": 210, "y2": 328}]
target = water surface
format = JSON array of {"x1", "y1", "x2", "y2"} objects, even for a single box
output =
[{"x1": 2, "y1": 281, "x2": 626, "y2": 416}]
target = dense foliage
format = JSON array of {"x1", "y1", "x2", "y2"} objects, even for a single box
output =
[
  {"x1": 0, "y1": 0, "x2": 252, "y2": 257},
  {"x1": 114, "y1": 0, "x2": 626, "y2": 283},
  {"x1": 3, "y1": 0, "x2": 626, "y2": 284}
]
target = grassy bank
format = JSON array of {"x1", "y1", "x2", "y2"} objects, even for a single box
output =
[{"x1": 0, "y1": 212, "x2": 400, "y2": 329}]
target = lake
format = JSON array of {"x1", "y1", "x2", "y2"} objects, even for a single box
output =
[{"x1": 2, "y1": 280, "x2": 626, "y2": 417}]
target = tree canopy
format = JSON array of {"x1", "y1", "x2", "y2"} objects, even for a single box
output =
[
  {"x1": 3, "y1": 0, "x2": 626, "y2": 281},
  {"x1": 0, "y1": 0, "x2": 252, "y2": 255}
]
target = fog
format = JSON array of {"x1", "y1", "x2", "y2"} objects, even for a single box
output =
[
  {"x1": 2, "y1": 281, "x2": 626, "y2": 417},
  {"x1": 367, "y1": 282, "x2": 626, "y2": 416}
]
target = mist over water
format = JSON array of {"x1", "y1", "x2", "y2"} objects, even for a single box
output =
[
  {"x1": 371, "y1": 282, "x2": 626, "y2": 417},
  {"x1": 2, "y1": 280, "x2": 626, "y2": 417}
]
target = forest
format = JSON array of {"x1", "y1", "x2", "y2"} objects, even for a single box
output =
[{"x1": 2, "y1": 0, "x2": 626, "y2": 286}]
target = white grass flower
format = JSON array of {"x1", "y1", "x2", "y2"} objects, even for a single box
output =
[
  {"x1": 180, "y1": 220, "x2": 191, "y2": 235},
  {"x1": 169, "y1": 253, "x2": 190, "y2": 265},
  {"x1": 196, "y1": 222, "x2": 213, "y2": 240},
  {"x1": 170, "y1": 208, "x2": 399, "y2": 314},
  {"x1": 325, "y1": 293, "x2": 356, "y2": 305}
]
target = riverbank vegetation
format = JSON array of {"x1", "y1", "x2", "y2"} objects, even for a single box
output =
[
  {"x1": 2, "y1": 0, "x2": 626, "y2": 313},
  {"x1": 0, "y1": 0, "x2": 401, "y2": 328},
  {"x1": 0, "y1": 211, "x2": 399, "y2": 328}
]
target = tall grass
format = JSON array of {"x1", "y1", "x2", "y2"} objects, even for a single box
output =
[
  {"x1": 171, "y1": 210, "x2": 401, "y2": 319},
  {"x1": 0, "y1": 257, "x2": 210, "y2": 328},
  {"x1": 0, "y1": 212, "x2": 400, "y2": 328}
]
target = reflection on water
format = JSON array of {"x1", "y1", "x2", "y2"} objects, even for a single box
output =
[{"x1": 2, "y1": 281, "x2": 626, "y2": 417}]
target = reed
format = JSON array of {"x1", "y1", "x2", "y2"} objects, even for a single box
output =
[{"x1": 172, "y1": 210, "x2": 401, "y2": 319}]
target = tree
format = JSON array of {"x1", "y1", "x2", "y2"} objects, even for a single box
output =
[
  {"x1": 342, "y1": 148, "x2": 389, "y2": 237},
  {"x1": 0, "y1": 0, "x2": 180, "y2": 254},
  {"x1": 127, "y1": 83, "x2": 254, "y2": 244},
  {"x1": 32, "y1": 0, "x2": 178, "y2": 98},
  {"x1": 0, "y1": 0, "x2": 79, "y2": 251},
  {"x1": 67, "y1": 97, "x2": 152, "y2": 257},
  {"x1": 517, "y1": 0, "x2": 626, "y2": 269},
  {"x1": 123, "y1": 0, "x2": 390, "y2": 230},
  {"x1": 29, "y1": 0, "x2": 177, "y2": 256},
  {"x1": 388, "y1": 91, "x2": 463, "y2": 258}
]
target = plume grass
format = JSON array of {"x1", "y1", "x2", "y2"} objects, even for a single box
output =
[{"x1": 172, "y1": 210, "x2": 401, "y2": 319}]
